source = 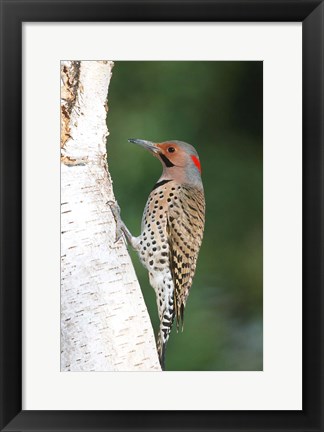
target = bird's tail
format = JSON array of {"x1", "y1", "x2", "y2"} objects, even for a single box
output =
[
  {"x1": 156, "y1": 313, "x2": 175, "y2": 371},
  {"x1": 157, "y1": 335, "x2": 166, "y2": 371}
]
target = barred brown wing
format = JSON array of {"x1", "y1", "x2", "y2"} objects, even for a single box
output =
[{"x1": 167, "y1": 184, "x2": 205, "y2": 330}]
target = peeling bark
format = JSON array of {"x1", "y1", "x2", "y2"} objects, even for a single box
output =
[
  {"x1": 61, "y1": 61, "x2": 80, "y2": 149},
  {"x1": 60, "y1": 61, "x2": 161, "y2": 371}
]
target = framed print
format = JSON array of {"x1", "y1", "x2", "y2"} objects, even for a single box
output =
[{"x1": 0, "y1": 1, "x2": 323, "y2": 431}]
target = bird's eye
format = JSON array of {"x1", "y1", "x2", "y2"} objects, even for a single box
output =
[{"x1": 167, "y1": 147, "x2": 175, "y2": 153}]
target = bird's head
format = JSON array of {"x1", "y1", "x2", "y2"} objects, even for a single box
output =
[{"x1": 128, "y1": 138, "x2": 203, "y2": 187}]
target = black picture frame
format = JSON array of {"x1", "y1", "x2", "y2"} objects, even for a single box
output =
[{"x1": 0, "y1": 1, "x2": 323, "y2": 431}]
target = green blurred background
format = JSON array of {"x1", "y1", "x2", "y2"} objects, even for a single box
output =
[{"x1": 107, "y1": 61, "x2": 263, "y2": 371}]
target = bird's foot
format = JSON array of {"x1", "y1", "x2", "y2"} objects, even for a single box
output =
[{"x1": 107, "y1": 201, "x2": 124, "y2": 243}]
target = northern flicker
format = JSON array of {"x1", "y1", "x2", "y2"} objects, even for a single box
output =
[{"x1": 110, "y1": 139, "x2": 205, "y2": 370}]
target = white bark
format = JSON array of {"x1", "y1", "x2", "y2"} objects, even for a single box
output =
[{"x1": 60, "y1": 61, "x2": 161, "y2": 371}]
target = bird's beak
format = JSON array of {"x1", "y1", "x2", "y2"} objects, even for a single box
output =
[{"x1": 128, "y1": 138, "x2": 160, "y2": 154}]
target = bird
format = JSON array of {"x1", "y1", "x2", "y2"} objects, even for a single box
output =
[{"x1": 109, "y1": 139, "x2": 205, "y2": 370}]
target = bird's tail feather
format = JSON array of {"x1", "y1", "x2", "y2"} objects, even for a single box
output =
[
  {"x1": 156, "y1": 313, "x2": 175, "y2": 370},
  {"x1": 175, "y1": 301, "x2": 185, "y2": 332},
  {"x1": 157, "y1": 336, "x2": 166, "y2": 371}
]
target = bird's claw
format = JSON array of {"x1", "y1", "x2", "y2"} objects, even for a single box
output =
[
  {"x1": 107, "y1": 200, "x2": 120, "y2": 216},
  {"x1": 108, "y1": 201, "x2": 123, "y2": 243}
]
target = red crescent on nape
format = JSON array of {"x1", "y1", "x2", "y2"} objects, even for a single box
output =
[{"x1": 191, "y1": 155, "x2": 201, "y2": 173}]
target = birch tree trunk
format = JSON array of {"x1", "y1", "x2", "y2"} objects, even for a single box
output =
[{"x1": 60, "y1": 60, "x2": 161, "y2": 371}]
